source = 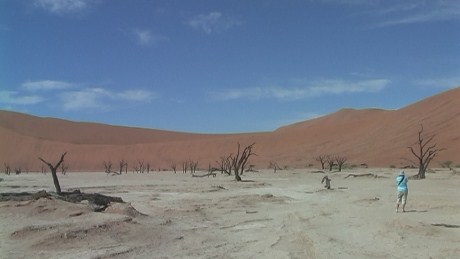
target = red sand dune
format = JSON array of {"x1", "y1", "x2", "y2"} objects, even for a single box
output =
[{"x1": 1, "y1": 87, "x2": 459, "y2": 171}]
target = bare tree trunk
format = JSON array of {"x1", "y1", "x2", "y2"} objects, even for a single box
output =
[
  {"x1": 60, "y1": 162, "x2": 69, "y2": 175},
  {"x1": 38, "y1": 152, "x2": 67, "y2": 195},
  {"x1": 182, "y1": 161, "x2": 189, "y2": 174},
  {"x1": 138, "y1": 160, "x2": 145, "y2": 173},
  {"x1": 189, "y1": 160, "x2": 198, "y2": 174},
  {"x1": 335, "y1": 155, "x2": 347, "y2": 172},
  {"x1": 269, "y1": 161, "x2": 279, "y2": 173},
  {"x1": 326, "y1": 155, "x2": 335, "y2": 171},
  {"x1": 231, "y1": 143, "x2": 256, "y2": 181},
  {"x1": 4, "y1": 163, "x2": 11, "y2": 175},
  {"x1": 119, "y1": 159, "x2": 127, "y2": 174},
  {"x1": 314, "y1": 155, "x2": 327, "y2": 170},
  {"x1": 408, "y1": 124, "x2": 444, "y2": 179},
  {"x1": 104, "y1": 161, "x2": 113, "y2": 175}
]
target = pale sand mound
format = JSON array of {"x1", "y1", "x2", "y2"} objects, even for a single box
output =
[{"x1": 0, "y1": 169, "x2": 459, "y2": 258}]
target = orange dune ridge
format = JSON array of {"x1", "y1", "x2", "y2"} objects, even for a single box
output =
[{"x1": 1, "y1": 87, "x2": 459, "y2": 172}]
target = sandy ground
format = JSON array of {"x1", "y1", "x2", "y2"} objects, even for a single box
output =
[{"x1": 0, "y1": 168, "x2": 459, "y2": 259}]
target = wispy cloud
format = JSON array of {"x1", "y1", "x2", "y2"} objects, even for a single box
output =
[
  {"x1": 59, "y1": 87, "x2": 155, "y2": 111},
  {"x1": 187, "y1": 12, "x2": 243, "y2": 34},
  {"x1": 0, "y1": 91, "x2": 44, "y2": 105},
  {"x1": 34, "y1": 0, "x2": 95, "y2": 15},
  {"x1": 372, "y1": 0, "x2": 460, "y2": 28},
  {"x1": 2, "y1": 79, "x2": 156, "y2": 112},
  {"x1": 133, "y1": 29, "x2": 168, "y2": 46},
  {"x1": 60, "y1": 88, "x2": 109, "y2": 111},
  {"x1": 117, "y1": 90, "x2": 155, "y2": 102},
  {"x1": 210, "y1": 79, "x2": 390, "y2": 101},
  {"x1": 309, "y1": 78, "x2": 389, "y2": 94},
  {"x1": 415, "y1": 76, "x2": 460, "y2": 89},
  {"x1": 22, "y1": 80, "x2": 73, "y2": 91},
  {"x1": 319, "y1": 0, "x2": 379, "y2": 5}
]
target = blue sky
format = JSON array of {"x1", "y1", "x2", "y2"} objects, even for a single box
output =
[{"x1": 1, "y1": 0, "x2": 459, "y2": 133}]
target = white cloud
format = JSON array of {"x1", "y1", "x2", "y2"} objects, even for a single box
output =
[
  {"x1": 59, "y1": 88, "x2": 108, "y2": 111},
  {"x1": 188, "y1": 12, "x2": 243, "y2": 34},
  {"x1": 210, "y1": 79, "x2": 390, "y2": 101},
  {"x1": 372, "y1": 0, "x2": 460, "y2": 27},
  {"x1": 4, "y1": 79, "x2": 155, "y2": 112},
  {"x1": 117, "y1": 90, "x2": 155, "y2": 102},
  {"x1": 308, "y1": 79, "x2": 389, "y2": 95},
  {"x1": 135, "y1": 29, "x2": 153, "y2": 45},
  {"x1": 0, "y1": 91, "x2": 44, "y2": 105},
  {"x1": 59, "y1": 87, "x2": 155, "y2": 111},
  {"x1": 415, "y1": 77, "x2": 460, "y2": 89},
  {"x1": 34, "y1": 0, "x2": 93, "y2": 15},
  {"x1": 22, "y1": 80, "x2": 73, "y2": 91},
  {"x1": 133, "y1": 29, "x2": 168, "y2": 46},
  {"x1": 319, "y1": 0, "x2": 379, "y2": 5}
]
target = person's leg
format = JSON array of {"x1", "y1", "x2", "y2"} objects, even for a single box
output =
[
  {"x1": 396, "y1": 191, "x2": 403, "y2": 212},
  {"x1": 402, "y1": 191, "x2": 408, "y2": 212}
]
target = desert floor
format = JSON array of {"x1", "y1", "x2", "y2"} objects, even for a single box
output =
[{"x1": 0, "y1": 168, "x2": 459, "y2": 259}]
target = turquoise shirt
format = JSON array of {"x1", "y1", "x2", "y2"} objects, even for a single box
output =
[{"x1": 396, "y1": 175, "x2": 408, "y2": 191}]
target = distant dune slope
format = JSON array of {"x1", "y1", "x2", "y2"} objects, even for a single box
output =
[{"x1": 1, "y1": 87, "x2": 459, "y2": 171}]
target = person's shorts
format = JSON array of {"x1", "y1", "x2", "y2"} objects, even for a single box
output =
[{"x1": 397, "y1": 190, "x2": 408, "y2": 204}]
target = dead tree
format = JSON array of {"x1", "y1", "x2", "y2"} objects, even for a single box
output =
[
  {"x1": 103, "y1": 161, "x2": 113, "y2": 175},
  {"x1": 182, "y1": 160, "x2": 189, "y2": 174},
  {"x1": 231, "y1": 142, "x2": 256, "y2": 181},
  {"x1": 38, "y1": 152, "x2": 67, "y2": 195},
  {"x1": 138, "y1": 160, "x2": 145, "y2": 173},
  {"x1": 189, "y1": 160, "x2": 199, "y2": 174},
  {"x1": 216, "y1": 157, "x2": 225, "y2": 174},
  {"x1": 119, "y1": 159, "x2": 127, "y2": 174},
  {"x1": 408, "y1": 124, "x2": 445, "y2": 179},
  {"x1": 269, "y1": 161, "x2": 280, "y2": 173},
  {"x1": 335, "y1": 155, "x2": 347, "y2": 172},
  {"x1": 224, "y1": 156, "x2": 233, "y2": 174},
  {"x1": 60, "y1": 161, "x2": 69, "y2": 175},
  {"x1": 246, "y1": 164, "x2": 257, "y2": 172},
  {"x1": 441, "y1": 160, "x2": 453, "y2": 169},
  {"x1": 171, "y1": 163, "x2": 177, "y2": 173},
  {"x1": 14, "y1": 167, "x2": 22, "y2": 175},
  {"x1": 314, "y1": 155, "x2": 327, "y2": 170},
  {"x1": 4, "y1": 163, "x2": 11, "y2": 175},
  {"x1": 326, "y1": 155, "x2": 336, "y2": 171},
  {"x1": 216, "y1": 156, "x2": 232, "y2": 175}
]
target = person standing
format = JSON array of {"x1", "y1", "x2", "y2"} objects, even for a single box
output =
[
  {"x1": 396, "y1": 171, "x2": 408, "y2": 213},
  {"x1": 321, "y1": 175, "x2": 331, "y2": 189}
]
